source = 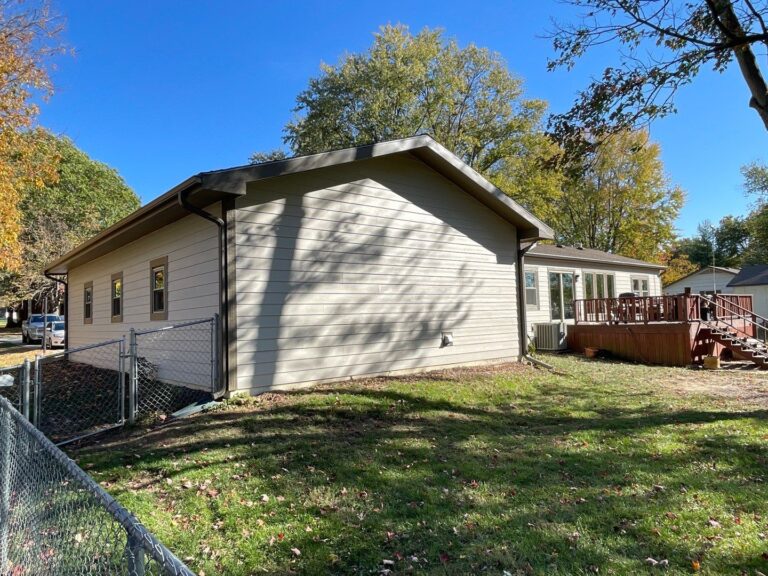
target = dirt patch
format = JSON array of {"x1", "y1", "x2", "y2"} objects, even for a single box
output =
[{"x1": 650, "y1": 364, "x2": 768, "y2": 407}]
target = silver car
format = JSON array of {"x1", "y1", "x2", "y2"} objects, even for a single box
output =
[
  {"x1": 44, "y1": 321, "x2": 66, "y2": 348},
  {"x1": 22, "y1": 314, "x2": 62, "y2": 343}
]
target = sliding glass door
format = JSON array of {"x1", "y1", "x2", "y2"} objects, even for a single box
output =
[{"x1": 549, "y1": 272, "x2": 575, "y2": 321}]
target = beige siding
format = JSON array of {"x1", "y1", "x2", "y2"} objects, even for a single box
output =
[
  {"x1": 664, "y1": 269, "x2": 736, "y2": 295},
  {"x1": 68, "y1": 209, "x2": 220, "y2": 347},
  {"x1": 523, "y1": 256, "x2": 662, "y2": 345},
  {"x1": 234, "y1": 155, "x2": 519, "y2": 393}
]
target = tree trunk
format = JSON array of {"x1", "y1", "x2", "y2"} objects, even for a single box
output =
[{"x1": 715, "y1": 1, "x2": 768, "y2": 130}]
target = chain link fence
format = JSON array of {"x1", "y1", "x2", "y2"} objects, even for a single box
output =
[
  {"x1": 0, "y1": 394, "x2": 195, "y2": 576},
  {"x1": 0, "y1": 363, "x2": 25, "y2": 412},
  {"x1": 34, "y1": 339, "x2": 126, "y2": 445},
  {"x1": 131, "y1": 317, "x2": 220, "y2": 421}
]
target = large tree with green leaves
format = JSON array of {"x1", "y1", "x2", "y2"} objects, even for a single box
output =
[
  {"x1": 555, "y1": 130, "x2": 684, "y2": 261},
  {"x1": 0, "y1": 130, "x2": 139, "y2": 310},
  {"x1": 740, "y1": 161, "x2": 768, "y2": 263},
  {"x1": 548, "y1": 0, "x2": 768, "y2": 142},
  {"x1": 277, "y1": 24, "x2": 564, "y2": 223}
]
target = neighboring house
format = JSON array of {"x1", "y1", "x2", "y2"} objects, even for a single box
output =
[
  {"x1": 523, "y1": 244, "x2": 665, "y2": 347},
  {"x1": 45, "y1": 136, "x2": 553, "y2": 396},
  {"x1": 727, "y1": 265, "x2": 768, "y2": 319},
  {"x1": 663, "y1": 266, "x2": 740, "y2": 296}
]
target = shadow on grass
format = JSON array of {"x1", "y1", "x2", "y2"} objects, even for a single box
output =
[{"x1": 76, "y1": 374, "x2": 768, "y2": 575}]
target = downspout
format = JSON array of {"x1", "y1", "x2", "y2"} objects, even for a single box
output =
[
  {"x1": 177, "y1": 180, "x2": 228, "y2": 395},
  {"x1": 44, "y1": 272, "x2": 68, "y2": 349},
  {"x1": 516, "y1": 238, "x2": 554, "y2": 370}
]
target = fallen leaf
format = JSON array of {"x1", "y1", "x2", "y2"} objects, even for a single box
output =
[{"x1": 691, "y1": 559, "x2": 700, "y2": 571}]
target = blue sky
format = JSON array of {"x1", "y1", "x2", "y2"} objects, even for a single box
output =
[{"x1": 39, "y1": 1, "x2": 766, "y2": 237}]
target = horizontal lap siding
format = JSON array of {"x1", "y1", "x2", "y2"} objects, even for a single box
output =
[
  {"x1": 235, "y1": 155, "x2": 519, "y2": 392},
  {"x1": 67, "y1": 210, "x2": 221, "y2": 349}
]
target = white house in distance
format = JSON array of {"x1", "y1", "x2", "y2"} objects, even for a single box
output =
[
  {"x1": 663, "y1": 265, "x2": 740, "y2": 296},
  {"x1": 45, "y1": 136, "x2": 554, "y2": 396},
  {"x1": 522, "y1": 244, "x2": 665, "y2": 349},
  {"x1": 727, "y1": 265, "x2": 768, "y2": 319}
]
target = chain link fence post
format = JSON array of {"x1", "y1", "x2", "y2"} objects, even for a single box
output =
[
  {"x1": 21, "y1": 358, "x2": 30, "y2": 420},
  {"x1": 33, "y1": 355, "x2": 41, "y2": 428},
  {"x1": 129, "y1": 328, "x2": 138, "y2": 424},
  {"x1": 119, "y1": 338, "x2": 126, "y2": 425},
  {"x1": 0, "y1": 408, "x2": 10, "y2": 571}
]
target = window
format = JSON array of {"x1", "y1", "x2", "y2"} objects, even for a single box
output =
[
  {"x1": 150, "y1": 256, "x2": 168, "y2": 321},
  {"x1": 83, "y1": 281, "x2": 93, "y2": 324},
  {"x1": 631, "y1": 276, "x2": 650, "y2": 297},
  {"x1": 111, "y1": 272, "x2": 123, "y2": 323},
  {"x1": 524, "y1": 270, "x2": 538, "y2": 309},
  {"x1": 549, "y1": 271, "x2": 575, "y2": 321},
  {"x1": 584, "y1": 272, "x2": 616, "y2": 299}
]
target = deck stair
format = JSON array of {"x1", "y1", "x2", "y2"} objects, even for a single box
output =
[
  {"x1": 703, "y1": 323, "x2": 768, "y2": 368},
  {"x1": 698, "y1": 294, "x2": 768, "y2": 368}
]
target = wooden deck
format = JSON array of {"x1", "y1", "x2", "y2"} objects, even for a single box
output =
[{"x1": 568, "y1": 293, "x2": 762, "y2": 367}]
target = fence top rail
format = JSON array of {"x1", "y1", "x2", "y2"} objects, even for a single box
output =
[
  {"x1": 38, "y1": 337, "x2": 125, "y2": 360},
  {"x1": 0, "y1": 394, "x2": 196, "y2": 575},
  {"x1": 0, "y1": 362, "x2": 24, "y2": 372},
  {"x1": 133, "y1": 316, "x2": 216, "y2": 336}
]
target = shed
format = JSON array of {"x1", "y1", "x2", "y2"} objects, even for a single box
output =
[
  {"x1": 727, "y1": 265, "x2": 768, "y2": 319},
  {"x1": 663, "y1": 266, "x2": 740, "y2": 296}
]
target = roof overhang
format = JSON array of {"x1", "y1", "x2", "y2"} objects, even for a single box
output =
[
  {"x1": 526, "y1": 251, "x2": 666, "y2": 271},
  {"x1": 46, "y1": 135, "x2": 554, "y2": 275}
]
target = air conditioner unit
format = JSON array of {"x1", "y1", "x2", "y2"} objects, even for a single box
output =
[{"x1": 535, "y1": 322, "x2": 567, "y2": 351}]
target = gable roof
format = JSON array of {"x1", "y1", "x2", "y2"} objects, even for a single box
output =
[
  {"x1": 527, "y1": 244, "x2": 665, "y2": 271},
  {"x1": 726, "y1": 265, "x2": 768, "y2": 287},
  {"x1": 665, "y1": 265, "x2": 741, "y2": 287},
  {"x1": 46, "y1": 135, "x2": 554, "y2": 274}
]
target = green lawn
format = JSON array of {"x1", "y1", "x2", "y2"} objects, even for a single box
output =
[{"x1": 73, "y1": 356, "x2": 768, "y2": 575}]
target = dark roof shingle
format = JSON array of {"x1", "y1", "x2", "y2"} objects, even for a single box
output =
[
  {"x1": 727, "y1": 265, "x2": 768, "y2": 287},
  {"x1": 527, "y1": 244, "x2": 664, "y2": 270}
]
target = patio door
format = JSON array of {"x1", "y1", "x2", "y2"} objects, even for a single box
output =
[{"x1": 549, "y1": 272, "x2": 575, "y2": 321}]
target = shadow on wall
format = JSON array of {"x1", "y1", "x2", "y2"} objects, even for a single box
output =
[{"x1": 237, "y1": 154, "x2": 518, "y2": 390}]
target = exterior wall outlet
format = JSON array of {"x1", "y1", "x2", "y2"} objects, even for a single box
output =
[{"x1": 441, "y1": 332, "x2": 454, "y2": 347}]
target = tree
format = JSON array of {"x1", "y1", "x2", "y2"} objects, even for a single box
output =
[
  {"x1": 659, "y1": 245, "x2": 698, "y2": 286},
  {"x1": 548, "y1": 0, "x2": 768, "y2": 142},
  {"x1": 279, "y1": 24, "x2": 563, "y2": 223},
  {"x1": 741, "y1": 161, "x2": 768, "y2": 262},
  {"x1": 554, "y1": 130, "x2": 684, "y2": 261},
  {"x1": 249, "y1": 149, "x2": 288, "y2": 164},
  {"x1": 0, "y1": 130, "x2": 139, "y2": 310},
  {"x1": 0, "y1": 0, "x2": 63, "y2": 271}
]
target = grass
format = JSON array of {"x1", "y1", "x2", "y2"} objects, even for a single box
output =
[{"x1": 72, "y1": 356, "x2": 768, "y2": 575}]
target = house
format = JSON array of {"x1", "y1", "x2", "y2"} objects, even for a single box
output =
[
  {"x1": 521, "y1": 244, "x2": 665, "y2": 348},
  {"x1": 727, "y1": 265, "x2": 768, "y2": 319},
  {"x1": 44, "y1": 136, "x2": 553, "y2": 396},
  {"x1": 663, "y1": 266, "x2": 740, "y2": 296}
]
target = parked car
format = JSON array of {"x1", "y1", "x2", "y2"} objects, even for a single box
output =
[
  {"x1": 21, "y1": 314, "x2": 62, "y2": 343},
  {"x1": 44, "y1": 321, "x2": 66, "y2": 348}
]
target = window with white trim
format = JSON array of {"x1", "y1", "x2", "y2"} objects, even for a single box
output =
[
  {"x1": 524, "y1": 270, "x2": 538, "y2": 309},
  {"x1": 584, "y1": 272, "x2": 616, "y2": 299}
]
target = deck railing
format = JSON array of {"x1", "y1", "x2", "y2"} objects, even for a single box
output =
[{"x1": 574, "y1": 294, "x2": 754, "y2": 325}]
